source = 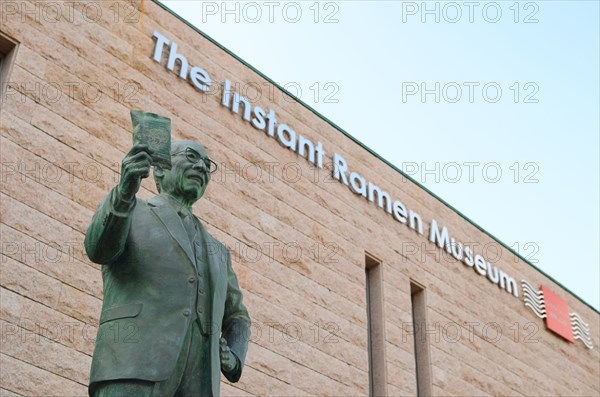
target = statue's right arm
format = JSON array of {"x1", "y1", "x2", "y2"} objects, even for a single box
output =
[
  {"x1": 84, "y1": 186, "x2": 136, "y2": 265},
  {"x1": 84, "y1": 144, "x2": 153, "y2": 265}
]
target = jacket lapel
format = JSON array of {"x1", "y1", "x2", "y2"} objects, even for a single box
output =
[{"x1": 148, "y1": 195, "x2": 196, "y2": 268}]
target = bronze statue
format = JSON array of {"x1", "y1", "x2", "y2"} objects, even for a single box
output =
[{"x1": 84, "y1": 133, "x2": 250, "y2": 396}]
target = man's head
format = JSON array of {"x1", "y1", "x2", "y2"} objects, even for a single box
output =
[{"x1": 153, "y1": 140, "x2": 216, "y2": 207}]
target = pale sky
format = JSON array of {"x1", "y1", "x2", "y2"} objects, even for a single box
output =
[{"x1": 160, "y1": 0, "x2": 600, "y2": 311}]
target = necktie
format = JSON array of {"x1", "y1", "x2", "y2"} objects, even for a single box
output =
[{"x1": 179, "y1": 210, "x2": 197, "y2": 245}]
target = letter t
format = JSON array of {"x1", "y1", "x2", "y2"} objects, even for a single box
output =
[{"x1": 152, "y1": 31, "x2": 171, "y2": 63}]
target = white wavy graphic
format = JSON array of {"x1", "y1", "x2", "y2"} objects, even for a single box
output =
[
  {"x1": 521, "y1": 280, "x2": 546, "y2": 319},
  {"x1": 570, "y1": 312, "x2": 594, "y2": 349},
  {"x1": 522, "y1": 280, "x2": 594, "y2": 349}
]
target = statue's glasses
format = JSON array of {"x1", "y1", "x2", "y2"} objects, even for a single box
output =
[{"x1": 173, "y1": 147, "x2": 218, "y2": 174}]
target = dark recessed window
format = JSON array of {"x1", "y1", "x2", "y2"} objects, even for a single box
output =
[{"x1": 0, "y1": 32, "x2": 19, "y2": 108}]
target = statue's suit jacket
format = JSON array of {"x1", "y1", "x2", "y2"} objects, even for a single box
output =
[{"x1": 84, "y1": 189, "x2": 250, "y2": 397}]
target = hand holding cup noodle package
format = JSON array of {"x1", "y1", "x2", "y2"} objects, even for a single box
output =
[{"x1": 130, "y1": 110, "x2": 172, "y2": 169}]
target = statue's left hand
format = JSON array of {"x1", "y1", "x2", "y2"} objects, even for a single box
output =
[{"x1": 219, "y1": 337, "x2": 238, "y2": 373}]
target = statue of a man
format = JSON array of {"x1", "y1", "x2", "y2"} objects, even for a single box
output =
[{"x1": 84, "y1": 140, "x2": 250, "y2": 397}]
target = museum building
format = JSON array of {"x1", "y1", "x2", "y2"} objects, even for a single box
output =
[{"x1": 0, "y1": 1, "x2": 598, "y2": 395}]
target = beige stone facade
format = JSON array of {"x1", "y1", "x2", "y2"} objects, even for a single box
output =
[{"x1": 1, "y1": 1, "x2": 598, "y2": 396}]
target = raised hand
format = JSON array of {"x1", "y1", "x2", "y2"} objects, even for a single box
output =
[{"x1": 117, "y1": 144, "x2": 154, "y2": 202}]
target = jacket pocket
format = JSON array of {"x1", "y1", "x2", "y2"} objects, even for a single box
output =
[{"x1": 100, "y1": 303, "x2": 143, "y2": 324}]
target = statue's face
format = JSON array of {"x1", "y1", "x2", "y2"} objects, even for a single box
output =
[{"x1": 160, "y1": 141, "x2": 215, "y2": 205}]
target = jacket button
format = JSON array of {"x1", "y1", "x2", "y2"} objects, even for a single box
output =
[
  {"x1": 183, "y1": 309, "x2": 190, "y2": 317},
  {"x1": 189, "y1": 277, "x2": 196, "y2": 283},
  {"x1": 198, "y1": 288, "x2": 204, "y2": 294}
]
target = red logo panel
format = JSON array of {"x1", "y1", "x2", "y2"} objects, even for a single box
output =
[{"x1": 541, "y1": 285, "x2": 574, "y2": 342}]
